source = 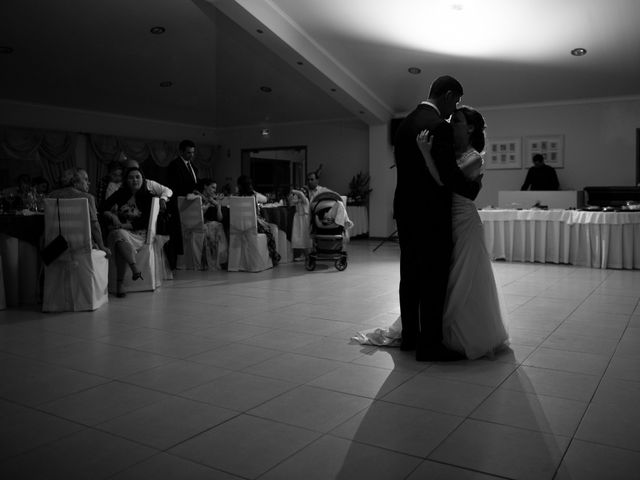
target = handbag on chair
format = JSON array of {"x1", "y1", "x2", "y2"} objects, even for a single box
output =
[{"x1": 41, "y1": 198, "x2": 68, "y2": 265}]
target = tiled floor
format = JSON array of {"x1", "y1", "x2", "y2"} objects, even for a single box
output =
[{"x1": 1, "y1": 239, "x2": 640, "y2": 479}]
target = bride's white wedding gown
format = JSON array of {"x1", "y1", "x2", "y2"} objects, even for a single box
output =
[{"x1": 354, "y1": 149, "x2": 508, "y2": 359}]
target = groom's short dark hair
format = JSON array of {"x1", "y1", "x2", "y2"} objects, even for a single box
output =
[{"x1": 429, "y1": 75, "x2": 463, "y2": 98}]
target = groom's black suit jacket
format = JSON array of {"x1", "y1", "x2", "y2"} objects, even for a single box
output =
[{"x1": 393, "y1": 103, "x2": 480, "y2": 349}]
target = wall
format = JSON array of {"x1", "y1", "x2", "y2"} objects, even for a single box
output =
[
  {"x1": 476, "y1": 97, "x2": 640, "y2": 208},
  {"x1": 368, "y1": 96, "x2": 640, "y2": 235},
  {"x1": 369, "y1": 124, "x2": 396, "y2": 237},
  {"x1": 0, "y1": 100, "x2": 369, "y2": 195},
  {"x1": 213, "y1": 120, "x2": 369, "y2": 195},
  {"x1": 0, "y1": 99, "x2": 218, "y2": 176},
  {"x1": 0, "y1": 99, "x2": 217, "y2": 142}
]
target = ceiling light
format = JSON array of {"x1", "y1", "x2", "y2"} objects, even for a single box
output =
[
  {"x1": 330, "y1": 88, "x2": 337, "y2": 92},
  {"x1": 256, "y1": 29, "x2": 264, "y2": 34},
  {"x1": 296, "y1": 61, "x2": 304, "y2": 65},
  {"x1": 150, "y1": 26, "x2": 165, "y2": 34},
  {"x1": 0, "y1": 46, "x2": 13, "y2": 54},
  {"x1": 408, "y1": 67, "x2": 421, "y2": 74},
  {"x1": 259, "y1": 86, "x2": 272, "y2": 93},
  {"x1": 261, "y1": 128, "x2": 270, "y2": 137},
  {"x1": 571, "y1": 47, "x2": 587, "y2": 56},
  {"x1": 159, "y1": 81, "x2": 173, "y2": 87}
]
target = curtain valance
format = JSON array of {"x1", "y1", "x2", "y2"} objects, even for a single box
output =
[{"x1": 0, "y1": 127, "x2": 77, "y2": 186}]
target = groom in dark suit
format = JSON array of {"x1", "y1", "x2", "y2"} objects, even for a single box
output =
[
  {"x1": 166, "y1": 139, "x2": 199, "y2": 270},
  {"x1": 393, "y1": 75, "x2": 481, "y2": 361}
]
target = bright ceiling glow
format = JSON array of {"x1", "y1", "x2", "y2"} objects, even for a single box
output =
[
  {"x1": 273, "y1": 0, "x2": 596, "y2": 62},
  {"x1": 382, "y1": 0, "x2": 578, "y2": 59}
]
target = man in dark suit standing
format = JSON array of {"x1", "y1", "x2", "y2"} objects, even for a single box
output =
[
  {"x1": 393, "y1": 75, "x2": 481, "y2": 361},
  {"x1": 166, "y1": 139, "x2": 199, "y2": 270}
]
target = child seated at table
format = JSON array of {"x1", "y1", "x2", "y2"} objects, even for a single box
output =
[{"x1": 288, "y1": 188, "x2": 312, "y2": 259}]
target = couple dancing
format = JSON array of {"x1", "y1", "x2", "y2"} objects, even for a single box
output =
[{"x1": 356, "y1": 75, "x2": 508, "y2": 361}]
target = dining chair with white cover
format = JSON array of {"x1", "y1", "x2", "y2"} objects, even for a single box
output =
[
  {"x1": 274, "y1": 226, "x2": 293, "y2": 263},
  {"x1": 108, "y1": 197, "x2": 163, "y2": 293},
  {"x1": 0, "y1": 255, "x2": 6, "y2": 310},
  {"x1": 42, "y1": 198, "x2": 108, "y2": 312},
  {"x1": 176, "y1": 195, "x2": 205, "y2": 270},
  {"x1": 228, "y1": 196, "x2": 272, "y2": 272}
]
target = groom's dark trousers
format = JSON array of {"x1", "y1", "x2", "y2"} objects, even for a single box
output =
[{"x1": 393, "y1": 104, "x2": 480, "y2": 355}]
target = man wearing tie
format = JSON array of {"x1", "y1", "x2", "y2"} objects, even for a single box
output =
[{"x1": 166, "y1": 139, "x2": 199, "y2": 270}]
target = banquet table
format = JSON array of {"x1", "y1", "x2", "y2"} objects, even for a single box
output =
[
  {"x1": 346, "y1": 205, "x2": 368, "y2": 237},
  {"x1": 479, "y1": 209, "x2": 640, "y2": 269},
  {"x1": 0, "y1": 213, "x2": 44, "y2": 306},
  {"x1": 261, "y1": 205, "x2": 296, "y2": 240}
]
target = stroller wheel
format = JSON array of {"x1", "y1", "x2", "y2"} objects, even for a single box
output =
[
  {"x1": 305, "y1": 257, "x2": 316, "y2": 271},
  {"x1": 335, "y1": 256, "x2": 348, "y2": 271}
]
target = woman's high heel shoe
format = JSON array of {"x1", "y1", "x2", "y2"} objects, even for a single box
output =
[{"x1": 129, "y1": 263, "x2": 143, "y2": 281}]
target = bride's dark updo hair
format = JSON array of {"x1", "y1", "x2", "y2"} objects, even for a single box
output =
[{"x1": 457, "y1": 106, "x2": 486, "y2": 153}]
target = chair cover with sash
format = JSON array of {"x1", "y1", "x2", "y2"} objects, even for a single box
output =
[
  {"x1": 228, "y1": 196, "x2": 272, "y2": 272},
  {"x1": 108, "y1": 197, "x2": 166, "y2": 293},
  {"x1": 43, "y1": 198, "x2": 108, "y2": 311},
  {"x1": 176, "y1": 195, "x2": 206, "y2": 270}
]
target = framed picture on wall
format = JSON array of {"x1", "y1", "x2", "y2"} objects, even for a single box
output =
[
  {"x1": 484, "y1": 137, "x2": 522, "y2": 169},
  {"x1": 524, "y1": 135, "x2": 564, "y2": 168}
]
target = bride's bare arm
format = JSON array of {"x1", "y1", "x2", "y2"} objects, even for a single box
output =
[
  {"x1": 416, "y1": 130, "x2": 443, "y2": 186},
  {"x1": 460, "y1": 154, "x2": 484, "y2": 180}
]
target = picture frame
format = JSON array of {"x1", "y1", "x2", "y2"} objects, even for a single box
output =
[
  {"x1": 524, "y1": 135, "x2": 564, "y2": 168},
  {"x1": 484, "y1": 137, "x2": 522, "y2": 169}
]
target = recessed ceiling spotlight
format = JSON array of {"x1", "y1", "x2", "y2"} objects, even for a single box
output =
[
  {"x1": 159, "y1": 81, "x2": 173, "y2": 87},
  {"x1": 259, "y1": 86, "x2": 272, "y2": 93},
  {"x1": 261, "y1": 128, "x2": 270, "y2": 137},
  {"x1": 0, "y1": 46, "x2": 13, "y2": 54},
  {"x1": 571, "y1": 47, "x2": 587, "y2": 56},
  {"x1": 408, "y1": 67, "x2": 422, "y2": 75},
  {"x1": 150, "y1": 26, "x2": 165, "y2": 35}
]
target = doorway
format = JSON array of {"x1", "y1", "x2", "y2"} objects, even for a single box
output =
[{"x1": 241, "y1": 146, "x2": 307, "y2": 199}]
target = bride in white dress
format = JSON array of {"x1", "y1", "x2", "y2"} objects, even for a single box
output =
[{"x1": 354, "y1": 106, "x2": 508, "y2": 359}]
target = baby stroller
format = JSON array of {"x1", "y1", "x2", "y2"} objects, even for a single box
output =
[{"x1": 305, "y1": 191, "x2": 348, "y2": 271}]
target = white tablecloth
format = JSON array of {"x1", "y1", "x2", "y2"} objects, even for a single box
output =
[
  {"x1": 346, "y1": 206, "x2": 368, "y2": 236},
  {"x1": 479, "y1": 209, "x2": 640, "y2": 269}
]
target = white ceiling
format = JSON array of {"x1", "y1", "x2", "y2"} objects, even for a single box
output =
[{"x1": 2, "y1": 0, "x2": 640, "y2": 129}]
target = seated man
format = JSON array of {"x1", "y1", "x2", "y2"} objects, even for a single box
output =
[{"x1": 48, "y1": 168, "x2": 110, "y2": 256}]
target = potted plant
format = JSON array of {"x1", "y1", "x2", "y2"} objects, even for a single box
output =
[{"x1": 348, "y1": 171, "x2": 372, "y2": 206}]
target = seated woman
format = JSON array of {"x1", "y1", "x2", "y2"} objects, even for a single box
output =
[
  {"x1": 196, "y1": 178, "x2": 228, "y2": 269},
  {"x1": 102, "y1": 166, "x2": 157, "y2": 297},
  {"x1": 236, "y1": 175, "x2": 280, "y2": 265}
]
